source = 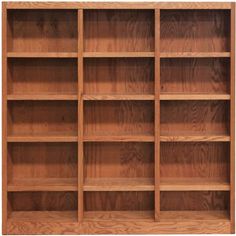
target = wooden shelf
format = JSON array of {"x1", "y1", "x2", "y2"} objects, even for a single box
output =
[
  {"x1": 160, "y1": 135, "x2": 230, "y2": 142},
  {"x1": 7, "y1": 94, "x2": 78, "y2": 101},
  {"x1": 160, "y1": 94, "x2": 230, "y2": 101},
  {"x1": 9, "y1": 211, "x2": 77, "y2": 222},
  {"x1": 83, "y1": 94, "x2": 155, "y2": 101},
  {"x1": 7, "y1": 52, "x2": 78, "y2": 58},
  {"x1": 160, "y1": 52, "x2": 230, "y2": 58},
  {"x1": 84, "y1": 178, "x2": 154, "y2": 191},
  {"x1": 7, "y1": 135, "x2": 78, "y2": 142},
  {"x1": 83, "y1": 52, "x2": 155, "y2": 58},
  {"x1": 160, "y1": 178, "x2": 230, "y2": 191},
  {"x1": 160, "y1": 211, "x2": 229, "y2": 221},
  {"x1": 84, "y1": 211, "x2": 154, "y2": 221},
  {"x1": 8, "y1": 178, "x2": 77, "y2": 192},
  {"x1": 84, "y1": 135, "x2": 155, "y2": 142}
]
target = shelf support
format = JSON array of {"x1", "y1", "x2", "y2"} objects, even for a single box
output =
[
  {"x1": 78, "y1": 9, "x2": 84, "y2": 222},
  {"x1": 154, "y1": 8, "x2": 161, "y2": 221}
]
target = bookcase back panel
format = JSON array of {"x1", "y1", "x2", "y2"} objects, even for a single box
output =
[
  {"x1": 8, "y1": 101, "x2": 78, "y2": 136},
  {"x1": 161, "y1": 191, "x2": 229, "y2": 211},
  {"x1": 8, "y1": 58, "x2": 77, "y2": 95},
  {"x1": 161, "y1": 101, "x2": 229, "y2": 135},
  {"x1": 85, "y1": 143, "x2": 154, "y2": 178},
  {"x1": 84, "y1": 101, "x2": 154, "y2": 136},
  {"x1": 9, "y1": 191, "x2": 78, "y2": 211},
  {"x1": 84, "y1": 58, "x2": 154, "y2": 95},
  {"x1": 160, "y1": 58, "x2": 230, "y2": 93},
  {"x1": 161, "y1": 142, "x2": 229, "y2": 179},
  {"x1": 84, "y1": 191, "x2": 154, "y2": 211},
  {"x1": 8, "y1": 10, "x2": 78, "y2": 52},
  {"x1": 8, "y1": 143, "x2": 78, "y2": 179},
  {"x1": 160, "y1": 10, "x2": 230, "y2": 52},
  {"x1": 84, "y1": 10, "x2": 154, "y2": 52}
]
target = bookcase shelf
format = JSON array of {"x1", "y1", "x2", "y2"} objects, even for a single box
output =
[{"x1": 2, "y1": 2, "x2": 235, "y2": 235}]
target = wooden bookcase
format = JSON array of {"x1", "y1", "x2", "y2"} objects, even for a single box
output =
[{"x1": 2, "y1": 2, "x2": 235, "y2": 234}]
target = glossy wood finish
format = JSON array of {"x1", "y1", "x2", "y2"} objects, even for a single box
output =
[{"x1": 2, "y1": 2, "x2": 235, "y2": 235}]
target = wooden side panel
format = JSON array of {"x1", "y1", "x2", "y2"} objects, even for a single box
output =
[
  {"x1": 8, "y1": 10, "x2": 78, "y2": 52},
  {"x1": 160, "y1": 10, "x2": 230, "y2": 52},
  {"x1": 84, "y1": 10, "x2": 154, "y2": 52}
]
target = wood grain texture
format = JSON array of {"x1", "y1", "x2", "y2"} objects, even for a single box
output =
[
  {"x1": 84, "y1": 101, "x2": 154, "y2": 137},
  {"x1": 7, "y1": 52, "x2": 78, "y2": 58},
  {"x1": 7, "y1": 58, "x2": 77, "y2": 96},
  {"x1": 7, "y1": 135, "x2": 78, "y2": 142},
  {"x1": 84, "y1": 191, "x2": 154, "y2": 211},
  {"x1": 161, "y1": 142, "x2": 229, "y2": 179},
  {"x1": 83, "y1": 95, "x2": 154, "y2": 101},
  {"x1": 160, "y1": 10, "x2": 230, "y2": 52},
  {"x1": 160, "y1": 52, "x2": 230, "y2": 58},
  {"x1": 84, "y1": 58, "x2": 154, "y2": 95},
  {"x1": 160, "y1": 135, "x2": 230, "y2": 142},
  {"x1": 160, "y1": 94, "x2": 230, "y2": 100},
  {"x1": 84, "y1": 142, "x2": 154, "y2": 178},
  {"x1": 160, "y1": 58, "x2": 230, "y2": 94},
  {"x1": 8, "y1": 10, "x2": 77, "y2": 52},
  {"x1": 8, "y1": 101, "x2": 77, "y2": 136},
  {"x1": 84, "y1": 10, "x2": 154, "y2": 52},
  {"x1": 84, "y1": 135, "x2": 154, "y2": 142},
  {"x1": 83, "y1": 52, "x2": 155, "y2": 58},
  {"x1": 161, "y1": 101, "x2": 229, "y2": 136}
]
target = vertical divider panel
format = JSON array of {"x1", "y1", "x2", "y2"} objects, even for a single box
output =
[
  {"x1": 154, "y1": 8, "x2": 161, "y2": 221},
  {"x1": 230, "y1": 2, "x2": 235, "y2": 233},
  {"x1": 2, "y1": 3, "x2": 7, "y2": 234},
  {"x1": 78, "y1": 9, "x2": 84, "y2": 222}
]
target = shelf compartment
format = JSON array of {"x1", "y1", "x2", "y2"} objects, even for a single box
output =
[
  {"x1": 7, "y1": 10, "x2": 77, "y2": 52},
  {"x1": 84, "y1": 101, "x2": 154, "y2": 137},
  {"x1": 161, "y1": 101, "x2": 229, "y2": 137},
  {"x1": 8, "y1": 191, "x2": 78, "y2": 222},
  {"x1": 84, "y1": 211, "x2": 154, "y2": 221},
  {"x1": 84, "y1": 178, "x2": 154, "y2": 191},
  {"x1": 160, "y1": 210, "x2": 229, "y2": 221},
  {"x1": 160, "y1": 178, "x2": 230, "y2": 191},
  {"x1": 84, "y1": 10, "x2": 154, "y2": 52},
  {"x1": 84, "y1": 191, "x2": 154, "y2": 213},
  {"x1": 8, "y1": 178, "x2": 77, "y2": 192},
  {"x1": 7, "y1": 58, "x2": 77, "y2": 96},
  {"x1": 9, "y1": 211, "x2": 77, "y2": 222},
  {"x1": 7, "y1": 101, "x2": 77, "y2": 137},
  {"x1": 160, "y1": 10, "x2": 230, "y2": 53},
  {"x1": 85, "y1": 142, "x2": 154, "y2": 176},
  {"x1": 160, "y1": 58, "x2": 229, "y2": 94},
  {"x1": 161, "y1": 142, "x2": 229, "y2": 179},
  {"x1": 160, "y1": 191, "x2": 229, "y2": 211},
  {"x1": 84, "y1": 58, "x2": 154, "y2": 96},
  {"x1": 8, "y1": 143, "x2": 77, "y2": 184},
  {"x1": 160, "y1": 94, "x2": 230, "y2": 101}
]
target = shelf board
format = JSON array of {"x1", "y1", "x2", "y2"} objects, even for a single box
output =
[
  {"x1": 160, "y1": 178, "x2": 230, "y2": 191},
  {"x1": 84, "y1": 135, "x2": 155, "y2": 142},
  {"x1": 7, "y1": 52, "x2": 78, "y2": 58},
  {"x1": 160, "y1": 93, "x2": 230, "y2": 101},
  {"x1": 7, "y1": 94, "x2": 78, "y2": 101},
  {"x1": 83, "y1": 52, "x2": 155, "y2": 58},
  {"x1": 7, "y1": 135, "x2": 78, "y2": 142},
  {"x1": 9, "y1": 211, "x2": 77, "y2": 223},
  {"x1": 84, "y1": 211, "x2": 154, "y2": 221},
  {"x1": 83, "y1": 94, "x2": 155, "y2": 101},
  {"x1": 160, "y1": 211, "x2": 229, "y2": 222},
  {"x1": 160, "y1": 135, "x2": 230, "y2": 142},
  {"x1": 84, "y1": 178, "x2": 154, "y2": 191},
  {"x1": 8, "y1": 178, "x2": 77, "y2": 192},
  {"x1": 160, "y1": 52, "x2": 230, "y2": 58}
]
